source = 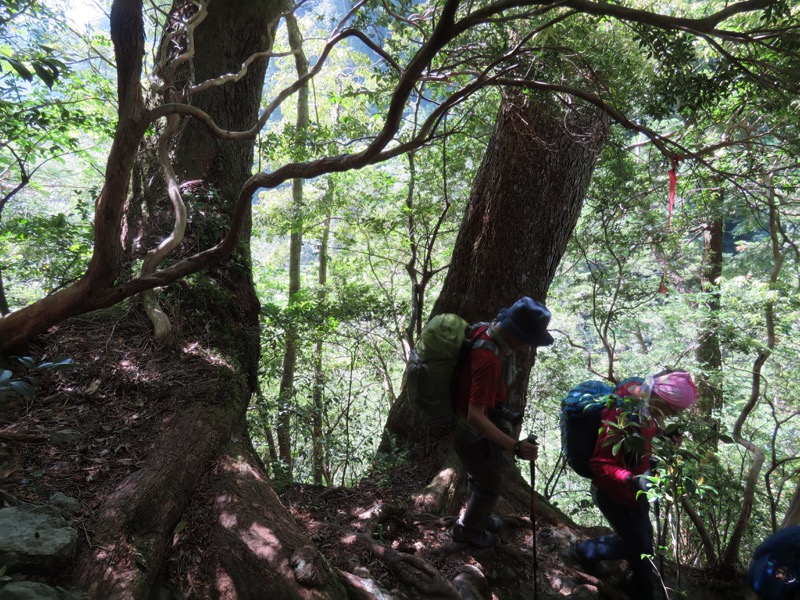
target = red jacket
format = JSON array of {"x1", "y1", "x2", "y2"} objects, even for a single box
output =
[{"x1": 590, "y1": 403, "x2": 657, "y2": 506}]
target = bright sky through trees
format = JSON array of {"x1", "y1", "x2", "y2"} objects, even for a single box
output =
[{"x1": 61, "y1": 0, "x2": 107, "y2": 31}]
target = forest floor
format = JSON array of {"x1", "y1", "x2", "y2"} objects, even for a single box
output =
[
  {"x1": 0, "y1": 311, "x2": 752, "y2": 599},
  {"x1": 278, "y1": 452, "x2": 748, "y2": 600}
]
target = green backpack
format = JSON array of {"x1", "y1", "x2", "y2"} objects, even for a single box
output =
[{"x1": 403, "y1": 313, "x2": 499, "y2": 428}]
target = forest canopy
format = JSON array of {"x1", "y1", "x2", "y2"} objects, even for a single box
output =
[{"x1": 1, "y1": 0, "x2": 799, "y2": 598}]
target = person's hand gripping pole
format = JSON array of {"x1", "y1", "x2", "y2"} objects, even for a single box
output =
[{"x1": 513, "y1": 433, "x2": 538, "y2": 461}]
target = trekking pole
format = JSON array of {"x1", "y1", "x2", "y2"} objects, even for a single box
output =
[
  {"x1": 527, "y1": 434, "x2": 539, "y2": 599},
  {"x1": 654, "y1": 497, "x2": 664, "y2": 578}
]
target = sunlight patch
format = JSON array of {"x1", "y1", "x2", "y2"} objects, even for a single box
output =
[
  {"x1": 182, "y1": 341, "x2": 234, "y2": 369},
  {"x1": 341, "y1": 532, "x2": 358, "y2": 545},
  {"x1": 221, "y1": 456, "x2": 264, "y2": 481},
  {"x1": 242, "y1": 523, "x2": 281, "y2": 560},
  {"x1": 430, "y1": 467, "x2": 456, "y2": 484},
  {"x1": 215, "y1": 565, "x2": 236, "y2": 598},
  {"x1": 217, "y1": 500, "x2": 238, "y2": 529}
]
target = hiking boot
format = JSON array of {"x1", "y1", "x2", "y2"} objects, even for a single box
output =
[
  {"x1": 564, "y1": 544, "x2": 614, "y2": 577},
  {"x1": 452, "y1": 521, "x2": 498, "y2": 548},
  {"x1": 564, "y1": 543, "x2": 590, "y2": 567},
  {"x1": 486, "y1": 515, "x2": 504, "y2": 532}
]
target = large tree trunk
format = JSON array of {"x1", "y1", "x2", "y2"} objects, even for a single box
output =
[
  {"x1": 382, "y1": 91, "x2": 608, "y2": 517},
  {"x1": 70, "y1": 2, "x2": 346, "y2": 598}
]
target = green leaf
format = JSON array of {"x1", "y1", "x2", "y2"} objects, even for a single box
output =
[
  {"x1": 16, "y1": 356, "x2": 36, "y2": 369},
  {"x1": 4, "y1": 57, "x2": 33, "y2": 80},
  {"x1": 612, "y1": 440, "x2": 623, "y2": 456},
  {"x1": 173, "y1": 520, "x2": 188, "y2": 535},
  {"x1": 9, "y1": 380, "x2": 36, "y2": 397},
  {"x1": 32, "y1": 62, "x2": 56, "y2": 89},
  {"x1": 0, "y1": 370, "x2": 11, "y2": 385},
  {"x1": 37, "y1": 357, "x2": 75, "y2": 371}
]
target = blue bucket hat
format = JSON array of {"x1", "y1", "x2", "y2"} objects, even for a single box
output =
[{"x1": 496, "y1": 297, "x2": 554, "y2": 347}]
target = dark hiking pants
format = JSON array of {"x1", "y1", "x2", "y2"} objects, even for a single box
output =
[
  {"x1": 453, "y1": 429, "x2": 504, "y2": 530},
  {"x1": 577, "y1": 488, "x2": 660, "y2": 600}
]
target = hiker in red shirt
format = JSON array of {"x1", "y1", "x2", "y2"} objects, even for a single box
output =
[
  {"x1": 568, "y1": 370, "x2": 697, "y2": 600},
  {"x1": 451, "y1": 296, "x2": 554, "y2": 548}
]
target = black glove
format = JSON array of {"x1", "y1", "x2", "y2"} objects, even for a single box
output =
[
  {"x1": 627, "y1": 474, "x2": 651, "y2": 494},
  {"x1": 663, "y1": 423, "x2": 684, "y2": 445}
]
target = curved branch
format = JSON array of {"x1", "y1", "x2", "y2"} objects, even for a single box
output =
[
  {"x1": 138, "y1": 0, "x2": 210, "y2": 340},
  {"x1": 139, "y1": 110, "x2": 186, "y2": 340},
  {"x1": 148, "y1": 26, "x2": 404, "y2": 141},
  {"x1": 186, "y1": 3, "x2": 290, "y2": 95},
  {"x1": 721, "y1": 171, "x2": 780, "y2": 566},
  {"x1": 148, "y1": 0, "x2": 787, "y2": 155},
  {"x1": 155, "y1": 0, "x2": 208, "y2": 93},
  {"x1": 698, "y1": 31, "x2": 800, "y2": 97},
  {"x1": 0, "y1": 145, "x2": 30, "y2": 214},
  {"x1": 0, "y1": 0, "x2": 790, "y2": 354},
  {"x1": 562, "y1": 0, "x2": 774, "y2": 38},
  {"x1": 495, "y1": 77, "x2": 676, "y2": 157},
  {"x1": 680, "y1": 496, "x2": 716, "y2": 566}
]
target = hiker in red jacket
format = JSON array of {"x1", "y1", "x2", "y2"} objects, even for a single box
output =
[
  {"x1": 451, "y1": 296, "x2": 554, "y2": 548},
  {"x1": 568, "y1": 370, "x2": 697, "y2": 600}
]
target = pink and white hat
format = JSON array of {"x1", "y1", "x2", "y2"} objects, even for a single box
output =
[{"x1": 646, "y1": 370, "x2": 698, "y2": 410}]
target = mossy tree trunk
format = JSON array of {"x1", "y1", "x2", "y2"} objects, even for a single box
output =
[
  {"x1": 70, "y1": 1, "x2": 346, "y2": 598},
  {"x1": 382, "y1": 91, "x2": 609, "y2": 518}
]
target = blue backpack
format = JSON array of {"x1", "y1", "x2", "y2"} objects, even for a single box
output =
[
  {"x1": 560, "y1": 378, "x2": 644, "y2": 478},
  {"x1": 748, "y1": 526, "x2": 800, "y2": 600}
]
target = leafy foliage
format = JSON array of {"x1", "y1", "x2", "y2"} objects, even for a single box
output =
[
  {"x1": 3, "y1": 0, "x2": 800, "y2": 585},
  {"x1": 0, "y1": 355, "x2": 74, "y2": 398},
  {"x1": 0, "y1": 2, "x2": 113, "y2": 310},
  {"x1": 0, "y1": 190, "x2": 94, "y2": 305}
]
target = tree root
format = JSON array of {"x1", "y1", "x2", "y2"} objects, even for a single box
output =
[{"x1": 351, "y1": 532, "x2": 461, "y2": 599}]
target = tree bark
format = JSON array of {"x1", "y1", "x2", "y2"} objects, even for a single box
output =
[
  {"x1": 276, "y1": 7, "x2": 311, "y2": 481},
  {"x1": 696, "y1": 200, "x2": 723, "y2": 417},
  {"x1": 383, "y1": 90, "x2": 608, "y2": 518},
  {"x1": 70, "y1": 2, "x2": 346, "y2": 597},
  {"x1": 312, "y1": 212, "x2": 332, "y2": 485},
  {"x1": 781, "y1": 480, "x2": 800, "y2": 529},
  {"x1": 0, "y1": 271, "x2": 9, "y2": 316}
]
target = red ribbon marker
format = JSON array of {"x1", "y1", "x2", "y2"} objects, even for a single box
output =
[
  {"x1": 661, "y1": 156, "x2": 679, "y2": 294},
  {"x1": 667, "y1": 156, "x2": 677, "y2": 231}
]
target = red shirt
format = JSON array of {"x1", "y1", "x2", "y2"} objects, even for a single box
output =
[
  {"x1": 454, "y1": 327, "x2": 508, "y2": 416},
  {"x1": 590, "y1": 404, "x2": 657, "y2": 506}
]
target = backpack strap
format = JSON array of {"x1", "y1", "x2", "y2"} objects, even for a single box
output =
[
  {"x1": 466, "y1": 322, "x2": 500, "y2": 358},
  {"x1": 471, "y1": 338, "x2": 499, "y2": 356},
  {"x1": 462, "y1": 323, "x2": 512, "y2": 395}
]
